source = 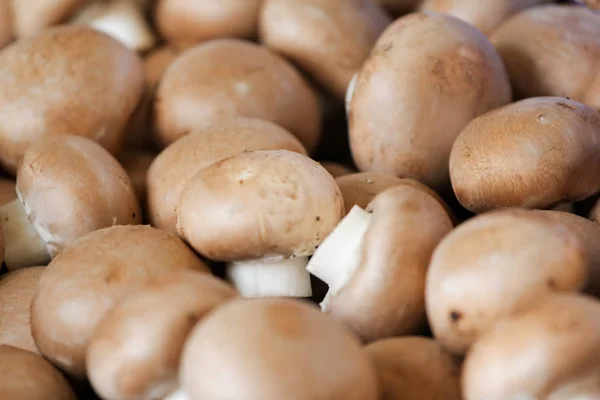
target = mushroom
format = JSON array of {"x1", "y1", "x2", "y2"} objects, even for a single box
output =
[
  {"x1": 0, "y1": 135, "x2": 141, "y2": 270},
  {"x1": 153, "y1": 38, "x2": 320, "y2": 150},
  {"x1": 365, "y1": 337, "x2": 462, "y2": 400},
  {"x1": 0, "y1": 345, "x2": 76, "y2": 400},
  {"x1": 490, "y1": 4, "x2": 600, "y2": 109},
  {"x1": 586, "y1": 0, "x2": 600, "y2": 10},
  {"x1": 450, "y1": 97, "x2": 600, "y2": 213},
  {"x1": 259, "y1": 0, "x2": 391, "y2": 99},
  {"x1": 426, "y1": 208, "x2": 587, "y2": 355},
  {"x1": 0, "y1": 177, "x2": 16, "y2": 205},
  {"x1": 11, "y1": 0, "x2": 85, "y2": 38},
  {"x1": 144, "y1": 44, "x2": 187, "y2": 92},
  {"x1": 177, "y1": 150, "x2": 344, "y2": 298},
  {"x1": 179, "y1": 298, "x2": 380, "y2": 400},
  {"x1": 119, "y1": 150, "x2": 156, "y2": 207},
  {"x1": 320, "y1": 162, "x2": 355, "y2": 178},
  {"x1": 348, "y1": 12, "x2": 511, "y2": 190},
  {"x1": 0, "y1": 266, "x2": 44, "y2": 353},
  {"x1": 0, "y1": 26, "x2": 144, "y2": 173},
  {"x1": 87, "y1": 270, "x2": 237, "y2": 400},
  {"x1": 463, "y1": 293, "x2": 600, "y2": 400},
  {"x1": 30, "y1": 225, "x2": 209, "y2": 379},
  {"x1": 0, "y1": 0, "x2": 12, "y2": 48},
  {"x1": 148, "y1": 117, "x2": 306, "y2": 235},
  {"x1": 306, "y1": 184, "x2": 453, "y2": 342},
  {"x1": 154, "y1": 0, "x2": 262, "y2": 44}
]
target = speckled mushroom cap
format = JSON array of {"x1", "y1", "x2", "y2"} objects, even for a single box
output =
[
  {"x1": 154, "y1": 39, "x2": 321, "y2": 150},
  {"x1": 87, "y1": 270, "x2": 237, "y2": 400},
  {"x1": 16, "y1": 135, "x2": 141, "y2": 257},
  {"x1": 426, "y1": 209, "x2": 587, "y2": 355},
  {"x1": 177, "y1": 150, "x2": 344, "y2": 261},
  {"x1": 259, "y1": 0, "x2": 391, "y2": 99},
  {"x1": 148, "y1": 117, "x2": 307, "y2": 235},
  {"x1": 0, "y1": 0, "x2": 12, "y2": 48},
  {"x1": 450, "y1": 98, "x2": 600, "y2": 213},
  {"x1": 365, "y1": 337, "x2": 462, "y2": 400},
  {"x1": 0, "y1": 177, "x2": 17, "y2": 205},
  {"x1": 0, "y1": 345, "x2": 76, "y2": 400},
  {"x1": 0, "y1": 26, "x2": 144, "y2": 173},
  {"x1": 12, "y1": 0, "x2": 85, "y2": 38},
  {"x1": 155, "y1": 0, "x2": 262, "y2": 43},
  {"x1": 463, "y1": 293, "x2": 600, "y2": 400},
  {"x1": 0, "y1": 267, "x2": 44, "y2": 354},
  {"x1": 180, "y1": 298, "x2": 380, "y2": 400},
  {"x1": 30, "y1": 225, "x2": 209, "y2": 379}
]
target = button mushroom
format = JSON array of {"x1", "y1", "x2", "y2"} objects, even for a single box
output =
[
  {"x1": 11, "y1": 0, "x2": 85, "y2": 38},
  {"x1": 30, "y1": 225, "x2": 209, "y2": 379},
  {"x1": 307, "y1": 184, "x2": 453, "y2": 341},
  {"x1": 179, "y1": 298, "x2": 380, "y2": 400},
  {"x1": 0, "y1": 135, "x2": 141, "y2": 270},
  {"x1": 177, "y1": 150, "x2": 344, "y2": 298}
]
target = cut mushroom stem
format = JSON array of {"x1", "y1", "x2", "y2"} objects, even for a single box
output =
[
  {"x1": 306, "y1": 205, "x2": 372, "y2": 310},
  {"x1": 227, "y1": 256, "x2": 312, "y2": 298},
  {"x1": 0, "y1": 198, "x2": 50, "y2": 270},
  {"x1": 163, "y1": 388, "x2": 190, "y2": 400}
]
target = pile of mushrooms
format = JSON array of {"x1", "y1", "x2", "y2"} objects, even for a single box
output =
[{"x1": 0, "y1": 1, "x2": 600, "y2": 400}]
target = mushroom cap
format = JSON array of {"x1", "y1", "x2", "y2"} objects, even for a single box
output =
[
  {"x1": 0, "y1": 267, "x2": 45, "y2": 354},
  {"x1": 119, "y1": 151, "x2": 155, "y2": 205},
  {"x1": 87, "y1": 270, "x2": 237, "y2": 400},
  {"x1": 30, "y1": 225, "x2": 209, "y2": 379},
  {"x1": 155, "y1": 0, "x2": 262, "y2": 43},
  {"x1": 180, "y1": 298, "x2": 379, "y2": 400},
  {"x1": 365, "y1": 337, "x2": 462, "y2": 400},
  {"x1": 0, "y1": 26, "x2": 144, "y2": 173},
  {"x1": 12, "y1": 0, "x2": 85, "y2": 37},
  {"x1": 0, "y1": 345, "x2": 76, "y2": 400},
  {"x1": 320, "y1": 162, "x2": 355, "y2": 178},
  {"x1": 148, "y1": 117, "x2": 307, "y2": 235},
  {"x1": 327, "y1": 185, "x2": 453, "y2": 342},
  {"x1": 463, "y1": 293, "x2": 600, "y2": 400},
  {"x1": 349, "y1": 12, "x2": 511, "y2": 189},
  {"x1": 17, "y1": 135, "x2": 141, "y2": 257},
  {"x1": 426, "y1": 208, "x2": 587, "y2": 355},
  {"x1": 0, "y1": 0, "x2": 12, "y2": 48},
  {"x1": 177, "y1": 150, "x2": 344, "y2": 261},
  {"x1": 0, "y1": 177, "x2": 17, "y2": 205},
  {"x1": 143, "y1": 45, "x2": 186, "y2": 91},
  {"x1": 154, "y1": 38, "x2": 321, "y2": 150},
  {"x1": 259, "y1": 0, "x2": 391, "y2": 99},
  {"x1": 450, "y1": 97, "x2": 600, "y2": 213}
]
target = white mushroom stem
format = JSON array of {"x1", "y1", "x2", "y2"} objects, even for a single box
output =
[
  {"x1": 306, "y1": 206, "x2": 372, "y2": 311},
  {"x1": 227, "y1": 256, "x2": 312, "y2": 298},
  {"x1": 0, "y1": 198, "x2": 50, "y2": 270},
  {"x1": 163, "y1": 388, "x2": 190, "y2": 400}
]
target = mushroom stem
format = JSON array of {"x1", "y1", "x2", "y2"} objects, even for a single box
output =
[
  {"x1": 163, "y1": 388, "x2": 190, "y2": 400},
  {"x1": 306, "y1": 206, "x2": 372, "y2": 310},
  {"x1": 0, "y1": 198, "x2": 50, "y2": 270},
  {"x1": 227, "y1": 256, "x2": 312, "y2": 298}
]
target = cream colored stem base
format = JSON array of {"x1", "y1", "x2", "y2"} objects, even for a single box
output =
[
  {"x1": 163, "y1": 388, "x2": 189, "y2": 400},
  {"x1": 227, "y1": 256, "x2": 312, "y2": 298},
  {"x1": 0, "y1": 199, "x2": 50, "y2": 270}
]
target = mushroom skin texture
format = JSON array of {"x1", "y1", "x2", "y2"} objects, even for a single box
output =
[
  {"x1": 155, "y1": 0, "x2": 262, "y2": 44},
  {"x1": 0, "y1": 267, "x2": 44, "y2": 354},
  {"x1": 348, "y1": 12, "x2": 511, "y2": 190},
  {"x1": 307, "y1": 184, "x2": 453, "y2": 342},
  {"x1": 0, "y1": 26, "x2": 144, "y2": 173},
  {"x1": 0, "y1": 345, "x2": 76, "y2": 400},
  {"x1": 0, "y1": 0, "x2": 12, "y2": 48},
  {"x1": 0, "y1": 177, "x2": 16, "y2": 205},
  {"x1": 180, "y1": 298, "x2": 380, "y2": 400},
  {"x1": 320, "y1": 162, "x2": 355, "y2": 178},
  {"x1": 148, "y1": 117, "x2": 307, "y2": 235},
  {"x1": 450, "y1": 97, "x2": 600, "y2": 213},
  {"x1": 11, "y1": 0, "x2": 85, "y2": 38},
  {"x1": 154, "y1": 39, "x2": 321, "y2": 150},
  {"x1": 463, "y1": 293, "x2": 600, "y2": 400},
  {"x1": 426, "y1": 209, "x2": 587, "y2": 355},
  {"x1": 365, "y1": 337, "x2": 462, "y2": 400},
  {"x1": 0, "y1": 135, "x2": 141, "y2": 270},
  {"x1": 259, "y1": 0, "x2": 391, "y2": 100},
  {"x1": 490, "y1": 5, "x2": 600, "y2": 109},
  {"x1": 30, "y1": 225, "x2": 209, "y2": 379},
  {"x1": 87, "y1": 270, "x2": 237, "y2": 400}
]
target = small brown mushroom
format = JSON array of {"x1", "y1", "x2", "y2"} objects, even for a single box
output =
[{"x1": 11, "y1": 0, "x2": 85, "y2": 38}]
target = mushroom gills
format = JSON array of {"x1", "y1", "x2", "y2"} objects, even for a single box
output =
[
  {"x1": 227, "y1": 256, "x2": 312, "y2": 298},
  {"x1": 163, "y1": 388, "x2": 190, "y2": 400},
  {"x1": 306, "y1": 205, "x2": 372, "y2": 311}
]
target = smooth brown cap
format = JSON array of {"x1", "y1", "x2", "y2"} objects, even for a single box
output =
[
  {"x1": 87, "y1": 270, "x2": 237, "y2": 400},
  {"x1": 17, "y1": 135, "x2": 141, "y2": 257},
  {"x1": 30, "y1": 225, "x2": 209, "y2": 379},
  {"x1": 148, "y1": 117, "x2": 307, "y2": 235},
  {"x1": 154, "y1": 38, "x2": 321, "y2": 150},
  {"x1": 0, "y1": 26, "x2": 144, "y2": 173},
  {"x1": 119, "y1": 150, "x2": 155, "y2": 205},
  {"x1": 0, "y1": 345, "x2": 76, "y2": 400},
  {"x1": 12, "y1": 0, "x2": 85, "y2": 37},
  {"x1": 143, "y1": 44, "x2": 185, "y2": 91},
  {"x1": 0, "y1": 177, "x2": 16, "y2": 205},
  {"x1": 180, "y1": 298, "x2": 380, "y2": 400},
  {"x1": 177, "y1": 150, "x2": 344, "y2": 261}
]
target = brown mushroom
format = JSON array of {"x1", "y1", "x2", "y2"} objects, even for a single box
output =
[
  {"x1": 0, "y1": 0, "x2": 12, "y2": 48},
  {"x1": 11, "y1": 0, "x2": 85, "y2": 38},
  {"x1": 119, "y1": 150, "x2": 155, "y2": 207},
  {"x1": 0, "y1": 176, "x2": 16, "y2": 205},
  {"x1": 320, "y1": 162, "x2": 355, "y2": 178},
  {"x1": 30, "y1": 225, "x2": 209, "y2": 379},
  {"x1": 144, "y1": 45, "x2": 186, "y2": 92}
]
